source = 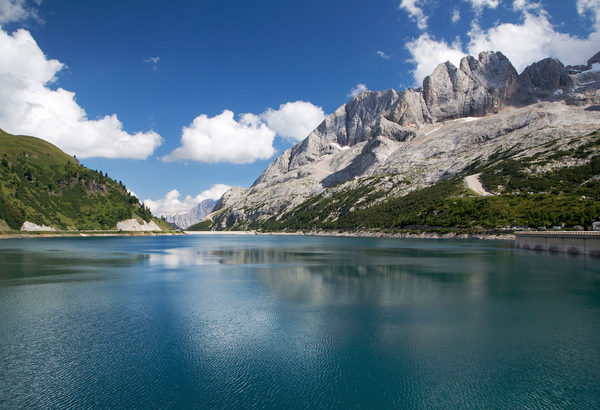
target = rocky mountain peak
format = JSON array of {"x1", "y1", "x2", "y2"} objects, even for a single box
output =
[
  {"x1": 314, "y1": 88, "x2": 403, "y2": 148},
  {"x1": 252, "y1": 50, "x2": 592, "y2": 190},
  {"x1": 423, "y1": 51, "x2": 518, "y2": 122},
  {"x1": 251, "y1": 88, "x2": 406, "y2": 186},
  {"x1": 517, "y1": 57, "x2": 573, "y2": 102}
]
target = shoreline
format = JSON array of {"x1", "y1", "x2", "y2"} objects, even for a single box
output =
[
  {"x1": 185, "y1": 230, "x2": 516, "y2": 241},
  {"x1": 0, "y1": 231, "x2": 183, "y2": 239},
  {"x1": 0, "y1": 229, "x2": 516, "y2": 241}
]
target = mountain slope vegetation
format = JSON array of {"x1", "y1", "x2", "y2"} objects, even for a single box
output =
[{"x1": 0, "y1": 129, "x2": 162, "y2": 231}]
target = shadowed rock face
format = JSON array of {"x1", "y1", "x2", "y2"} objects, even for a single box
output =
[
  {"x1": 517, "y1": 58, "x2": 574, "y2": 102},
  {"x1": 210, "y1": 50, "x2": 600, "y2": 228}
]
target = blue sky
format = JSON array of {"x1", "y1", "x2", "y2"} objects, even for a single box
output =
[{"x1": 0, "y1": 0, "x2": 598, "y2": 216}]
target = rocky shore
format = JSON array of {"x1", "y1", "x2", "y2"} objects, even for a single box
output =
[
  {"x1": 187, "y1": 230, "x2": 515, "y2": 241},
  {"x1": 304, "y1": 230, "x2": 515, "y2": 241},
  {"x1": 3, "y1": 226, "x2": 515, "y2": 241},
  {"x1": 275, "y1": 230, "x2": 514, "y2": 241}
]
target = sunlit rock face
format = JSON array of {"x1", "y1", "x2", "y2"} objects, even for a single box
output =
[
  {"x1": 116, "y1": 219, "x2": 161, "y2": 231},
  {"x1": 211, "y1": 51, "x2": 600, "y2": 229},
  {"x1": 423, "y1": 51, "x2": 519, "y2": 122},
  {"x1": 21, "y1": 221, "x2": 57, "y2": 231}
]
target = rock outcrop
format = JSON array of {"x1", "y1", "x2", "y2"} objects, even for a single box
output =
[
  {"x1": 210, "y1": 51, "x2": 600, "y2": 229},
  {"x1": 21, "y1": 221, "x2": 57, "y2": 231},
  {"x1": 116, "y1": 219, "x2": 162, "y2": 231}
]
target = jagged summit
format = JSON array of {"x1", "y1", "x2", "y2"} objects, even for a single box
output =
[
  {"x1": 210, "y1": 50, "x2": 600, "y2": 229},
  {"x1": 423, "y1": 51, "x2": 519, "y2": 122},
  {"x1": 251, "y1": 51, "x2": 585, "y2": 189},
  {"x1": 517, "y1": 58, "x2": 573, "y2": 102}
]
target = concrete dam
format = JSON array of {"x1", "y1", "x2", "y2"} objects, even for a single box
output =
[{"x1": 515, "y1": 231, "x2": 600, "y2": 256}]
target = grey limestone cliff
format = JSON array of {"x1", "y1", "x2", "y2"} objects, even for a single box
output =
[{"x1": 423, "y1": 52, "x2": 519, "y2": 122}]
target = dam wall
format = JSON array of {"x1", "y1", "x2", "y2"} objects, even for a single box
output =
[{"x1": 515, "y1": 231, "x2": 600, "y2": 256}]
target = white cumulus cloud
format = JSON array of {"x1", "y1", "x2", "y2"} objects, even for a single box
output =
[
  {"x1": 348, "y1": 83, "x2": 369, "y2": 98},
  {"x1": 163, "y1": 110, "x2": 276, "y2": 164},
  {"x1": 0, "y1": 28, "x2": 162, "y2": 159},
  {"x1": 406, "y1": 34, "x2": 466, "y2": 85},
  {"x1": 145, "y1": 184, "x2": 232, "y2": 217},
  {"x1": 467, "y1": 11, "x2": 600, "y2": 71},
  {"x1": 577, "y1": 0, "x2": 600, "y2": 28},
  {"x1": 261, "y1": 101, "x2": 325, "y2": 142},
  {"x1": 0, "y1": 0, "x2": 39, "y2": 24},
  {"x1": 465, "y1": 0, "x2": 499, "y2": 13},
  {"x1": 165, "y1": 100, "x2": 326, "y2": 163},
  {"x1": 406, "y1": 4, "x2": 600, "y2": 84},
  {"x1": 399, "y1": 0, "x2": 428, "y2": 30}
]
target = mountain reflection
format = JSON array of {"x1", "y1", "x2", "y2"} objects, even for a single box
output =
[
  {"x1": 254, "y1": 264, "x2": 445, "y2": 306},
  {"x1": 148, "y1": 243, "x2": 493, "y2": 306},
  {"x1": 146, "y1": 239, "x2": 600, "y2": 313},
  {"x1": 0, "y1": 248, "x2": 147, "y2": 282}
]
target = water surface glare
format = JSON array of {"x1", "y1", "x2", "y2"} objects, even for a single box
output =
[{"x1": 0, "y1": 235, "x2": 599, "y2": 408}]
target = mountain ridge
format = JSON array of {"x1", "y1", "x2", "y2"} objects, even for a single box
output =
[{"x1": 207, "y1": 50, "x2": 600, "y2": 231}]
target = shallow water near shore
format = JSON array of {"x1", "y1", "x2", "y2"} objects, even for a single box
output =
[{"x1": 0, "y1": 235, "x2": 599, "y2": 408}]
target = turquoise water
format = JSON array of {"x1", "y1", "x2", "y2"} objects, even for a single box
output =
[{"x1": 0, "y1": 235, "x2": 599, "y2": 408}]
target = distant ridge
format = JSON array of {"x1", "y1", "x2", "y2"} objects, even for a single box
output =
[{"x1": 165, "y1": 198, "x2": 216, "y2": 229}]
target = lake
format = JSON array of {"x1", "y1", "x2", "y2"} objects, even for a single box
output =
[{"x1": 0, "y1": 234, "x2": 599, "y2": 408}]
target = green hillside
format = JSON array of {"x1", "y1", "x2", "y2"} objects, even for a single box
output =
[{"x1": 0, "y1": 129, "x2": 164, "y2": 231}]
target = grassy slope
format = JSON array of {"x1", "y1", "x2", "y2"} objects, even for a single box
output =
[{"x1": 0, "y1": 129, "x2": 168, "y2": 231}]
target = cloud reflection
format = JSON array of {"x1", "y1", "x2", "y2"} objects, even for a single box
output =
[{"x1": 148, "y1": 247, "x2": 220, "y2": 268}]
